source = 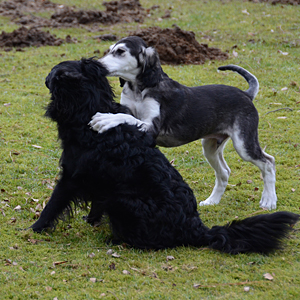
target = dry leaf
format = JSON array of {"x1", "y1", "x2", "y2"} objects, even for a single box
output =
[
  {"x1": 246, "y1": 180, "x2": 253, "y2": 184},
  {"x1": 166, "y1": 255, "x2": 175, "y2": 261},
  {"x1": 89, "y1": 252, "x2": 95, "y2": 258},
  {"x1": 90, "y1": 278, "x2": 97, "y2": 283},
  {"x1": 32, "y1": 145, "x2": 42, "y2": 149},
  {"x1": 232, "y1": 50, "x2": 238, "y2": 57},
  {"x1": 278, "y1": 50, "x2": 288, "y2": 55},
  {"x1": 35, "y1": 204, "x2": 42, "y2": 211},
  {"x1": 122, "y1": 270, "x2": 130, "y2": 275},
  {"x1": 14, "y1": 205, "x2": 21, "y2": 211},
  {"x1": 242, "y1": 9, "x2": 250, "y2": 15},
  {"x1": 263, "y1": 273, "x2": 274, "y2": 280},
  {"x1": 45, "y1": 286, "x2": 52, "y2": 291},
  {"x1": 51, "y1": 271, "x2": 56, "y2": 275},
  {"x1": 112, "y1": 252, "x2": 121, "y2": 258},
  {"x1": 106, "y1": 249, "x2": 113, "y2": 255},
  {"x1": 109, "y1": 262, "x2": 116, "y2": 270}
]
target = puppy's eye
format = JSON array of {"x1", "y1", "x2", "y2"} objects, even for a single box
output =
[{"x1": 115, "y1": 48, "x2": 125, "y2": 55}]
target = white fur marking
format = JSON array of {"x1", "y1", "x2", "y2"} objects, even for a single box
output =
[{"x1": 90, "y1": 96, "x2": 160, "y2": 133}]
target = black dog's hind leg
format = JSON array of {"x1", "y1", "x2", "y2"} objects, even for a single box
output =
[
  {"x1": 30, "y1": 177, "x2": 80, "y2": 233},
  {"x1": 85, "y1": 200, "x2": 105, "y2": 226}
]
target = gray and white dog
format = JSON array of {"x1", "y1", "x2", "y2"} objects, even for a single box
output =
[{"x1": 90, "y1": 36, "x2": 277, "y2": 210}]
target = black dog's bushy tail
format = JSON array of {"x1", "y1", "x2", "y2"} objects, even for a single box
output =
[
  {"x1": 203, "y1": 212, "x2": 299, "y2": 254},
  {"x1": 218, "y1": 64, "x2": 259, "y2": 101}
]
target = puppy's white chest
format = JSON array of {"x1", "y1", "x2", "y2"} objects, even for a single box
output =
[
  {"x1": 121, "y1": 87, "x2": 142, "y2": 114},
  {"x1": 121, "y1": 86, "x2": 159, "y2": 122}
]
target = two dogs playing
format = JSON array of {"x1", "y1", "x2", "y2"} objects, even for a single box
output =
[{"x1": 31, "y1": 56, "x2": 298, "y2": 254}]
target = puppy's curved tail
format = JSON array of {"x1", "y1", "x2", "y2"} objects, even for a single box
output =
[
  {"x1": 203, "y1": 212, "x2": 299, "y2": 254},
  {"x1": 218, "y1": 64, "x2": 259, "y2": 101}
]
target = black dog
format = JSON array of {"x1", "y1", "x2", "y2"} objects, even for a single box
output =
[{"x1": 30, "y1": 58, "x2": 299, "y2": 254}]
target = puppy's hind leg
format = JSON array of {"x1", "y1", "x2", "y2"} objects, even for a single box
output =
[
  {"x1": 200, "y1": 137, "x2": 231, "y2": 206},
  {"x1": 231, "y1": 131, "x2": 277, "y2": 210}
]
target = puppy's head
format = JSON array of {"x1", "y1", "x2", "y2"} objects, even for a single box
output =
[
  {"x1": 45, "y1": 58, "x2": 112, "y2": 122},
  {"x1": 99, "y1": 36, "x2": 161, "y2": 85}
]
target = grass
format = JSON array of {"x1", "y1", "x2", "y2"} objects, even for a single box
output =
[{"x1": 0, "y1": 0, "x2": 300, "y2": 298}]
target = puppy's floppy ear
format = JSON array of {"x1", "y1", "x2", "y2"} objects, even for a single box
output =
[
  {"x1": 139, "y1": 47, "x2": 158, "y2": 73},
  {"x1": 137, "y1": 47, "x2": 161, "y2": 89}
]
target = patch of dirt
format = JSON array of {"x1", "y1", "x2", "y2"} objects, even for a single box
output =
[
  {"x1": 51, "y1": 0, "x2": 145, "y2": 26},
  {"x1": 249, "y1": 0, "x2": 299, "y2": 5},
  {"x1": 0, "y1": 0, "x2": 60, "y2": 16},
  {"x1": 0, "y1": 26, "x2": 76, "y2": 50},
  {"x1": 131, "y1": 26, "x2": 229, "y2": 65},
  {"x1": 0, "y1": 0, "x2": 146, "y2": 28}
]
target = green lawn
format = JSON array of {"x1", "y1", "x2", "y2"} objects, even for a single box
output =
[{"x1": 0, "y1": 0, "x2": 299, "y2": 299}]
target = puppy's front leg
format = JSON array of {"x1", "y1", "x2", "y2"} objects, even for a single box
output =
[
  {"x1": 30, "y1": 177, "x2": 79, "y2": 233},
  {"x1": 89, "y1": 113, "x2": 150, "y2": 133}
]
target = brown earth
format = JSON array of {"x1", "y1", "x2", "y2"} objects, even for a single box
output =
[
  {"x1": 0, "y1": 0, "x2": 146, "y2": 27},
  {"x1": 0, "y1": 0, "x2": 60, "y2": 16},
  {"x1": 131, "y1": 26, "x2": 229, "y2": 65},
  {"x1": 0, "y1": 26, "x2": 76, "y2": 51}
]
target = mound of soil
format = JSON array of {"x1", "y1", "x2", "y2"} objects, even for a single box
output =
[
  {"x1": 50, "y1": 0, "x2": 145, "y2": 25},
  {"x1": 249, "y1": 0, "x2": 299, "y2": 4},
  {"x1": 0, "y1": 26, "x2": 76, "y2": 50},
  {"x1": 131, "y1": 26, "x2": 229, "y2": 65},
  {"x1": 1, "y1": 0, "x2": 146, "y2": 28},
  {"x1": 0, "y1": 0, "x2": 59, "y2": 16}
]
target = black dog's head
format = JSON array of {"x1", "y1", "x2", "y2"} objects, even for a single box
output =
[{"x1": 45, "y1": 58, "x2": 114, "y2": 124}]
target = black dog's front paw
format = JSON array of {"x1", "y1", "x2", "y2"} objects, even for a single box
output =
[
  {"x1": 30, "y1": 220, "x2": 53, "y2": 233},
  {"x1": 83, "y1": 215, "x2": 102, "y2": 227}
]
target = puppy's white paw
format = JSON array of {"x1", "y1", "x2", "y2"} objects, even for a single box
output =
[
  {"x1": 199, "y1": 197, "x2": 220, "y2": 206},
  {"x1": 259, "y1": 194, "x2": 277, "y2": 210},
  {"x1": 89, "y1": 113, "x2": 119, "y2": 133}
]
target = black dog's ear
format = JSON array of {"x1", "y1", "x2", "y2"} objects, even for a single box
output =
[
  {"x1": 137, "y1": 47, "x2": 162, "y2": 89},
  {"x1": 80, "y1": 58, "x2": 115, "y2": 100},
  {"x1": 81, "y1": 58, "x2": 109, "y2": 80}
]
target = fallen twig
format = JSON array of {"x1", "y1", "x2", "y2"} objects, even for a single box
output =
[{"x1": 265, "y1": 107, "x2": 293, "y2": 115}]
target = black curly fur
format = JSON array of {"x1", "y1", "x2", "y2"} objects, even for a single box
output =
[{"x1": 30, "y1": 58, "x2": 299, "y2": 254}]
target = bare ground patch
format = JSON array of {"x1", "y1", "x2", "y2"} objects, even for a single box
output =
[{"x1": 130, "y1": 26, "x2": 229, "y2": 65}]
